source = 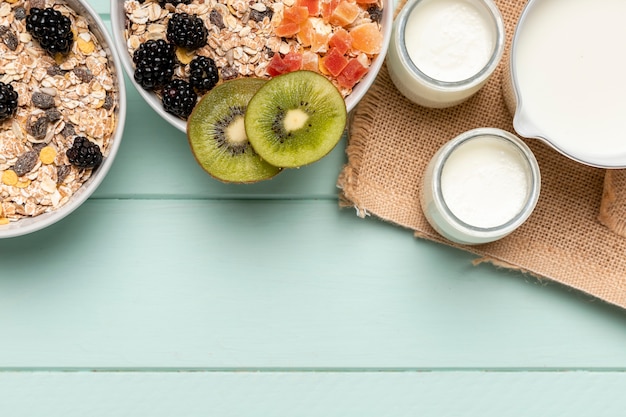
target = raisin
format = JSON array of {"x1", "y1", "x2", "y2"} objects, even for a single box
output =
[
  {"x1": 26, "y1": 115, "x2": 48, "y2": 139},
  {"x1": 221, "y1": 65, "x2": 238, "y2": 80},
  {"x1": 45, "y1": 108, "x2": 62, "y2": 122},
  {"x1": 14, "y1": 7, "x2": 27, "y2": 20},
  {"x1": 249, "y1": 8, "x2": 273, "y2": 23},
  {"x1": 47, "y1": 65, "x2": 64, "y2": 76},
  {"x1": 209, "y1": 9, "x2": 225, "y2": 29},
  {"x1": 13, "y1": 150, "x2": 38, "y2": 176},
  {"x1": 56, "y1": 164, "x2": 71, "y2": 184},
  {"x1": 31, "y1": 92, "x2": 55, "y2": 109},
  {"x1": 60, "y1": 122, "x2": 75, "y2": 137},
  {"x1": 0, "y1": 26, "x2": 18, "y2": 51},
  {"x1": 102, "y1": 92, "x2": 114, "y2": 110},
  {"x1": 73, "y1": 67, "x2": 94, "y2": 83}
]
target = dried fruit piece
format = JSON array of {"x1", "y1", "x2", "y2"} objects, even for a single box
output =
[
  {"x1": 297, "y1": 0, "x2": 321, "y2": 16},
  {"x1": 329, "y1": 1, "x2": 360, "y2": 26},
  {"x1": 350, "y1": 22, "x2": 383, "y2": 54},
  {"x1": 337, "y1": 58, "x2": 368, "y2": 89},
  {"x1": 26, "y1": 115, "x2": 48, "y2": 139},
  {"x1": 283, "y1": 6, "x2": 310, "y2": 24},
  {"x1": 73, "y1": 67, "x2": 94, "y2": 83},
  {"x1": 275, "y1": 21, "x2": 300, "y2": 37},
  {"x1": 31, "y1": 91, "x2": 55, "y2": 109},
  {"x1": 56, "y1": 164, "x2": 71, "y2": 183},
  {"x1": 0, "y1": 25, "x2": 18, "y2": 51},
  {"x1": 209, "y1": 9, "x2": 226, "y2": 29},
  {"x1": 329, "y1": 28, "x2": 352, "y2": 54},
  {"x1": 321, "y1": 47, "x2": 348, "y2": 76},
  {"x1": 13, "y1": 150, "x2": 38, "y2": 176}
]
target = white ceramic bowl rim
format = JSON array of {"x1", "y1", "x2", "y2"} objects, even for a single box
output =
[
  {"x1": 0, "y1": 0, "x2": 127, "y2": 239},
  {"x1": 110, "y1": 0, "x2": 393, "y2": 133}
]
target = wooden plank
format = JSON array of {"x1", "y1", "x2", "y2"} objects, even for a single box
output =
[
  {"x1": 1, "y1": 370, "x2": 625, "y2": 417},
  {"x1": 1, "y1": 200, "x2": 626, "y2": 369}
]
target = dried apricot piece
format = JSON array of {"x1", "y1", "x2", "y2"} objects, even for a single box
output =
[
  {"x1": 337, "y1": 58, "x2": 369, "y2": 89},
  {"x1": 329, "y1": 1, "x2": 360, "y2": 27},
  {"x1": 301, "y1": 51, "x2": 319, "y2": 72},
  {"x1": 297, "y1": 0, "x2": 321, "y2": 16},
  {"x1": 275, "y1": 21, "x2": 300, "y2": 37},
  {"x1": 284, "y1": 6, "x2": 310, "y2": 24},
  {"x1": 321, "y1": 47, "x2": 349, "y2": 76},
  {"x1": 350, "y1": 22, "x2": 383, "y2": 54},
  {"x1": 297, "y1": 19, "x2": 315, "y2": 47},
  {"x1": 329, "y1": 28, "x2": 352, "y2": 54}
]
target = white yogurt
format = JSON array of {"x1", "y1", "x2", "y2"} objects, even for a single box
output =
[
  {"x1": 386, "y1": 0, "x2": 504, "y2": 108},
  {"x1": 510, "y1": 0, "x2": 626, "y2": 167},
  {"x1": 421, "y1": 128, "x2": 541, "y2": 245},
  {"x1": 441, "y1": 136, "x2": 529, "y2": 228},
  {"x1": 404, "y1": 0, "x2": 494, "y2": 83}
]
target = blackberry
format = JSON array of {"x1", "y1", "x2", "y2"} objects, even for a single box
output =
[
  {"x1": 166, "y1": 13, "x2": 207, "y2": 50},
  {"x1": 161, "y1": 79, "x2": 197, "y2": 119},
  {"x1": 0, "y1": 82, "x2": 18, "y2": 122},
  {"x1": 66, "y1": 136, "x2": 103, "y2": 169},
  {"x1": 133, "y1": 39, "x2": 176, "y2": 90},
  {"x1": 26, "y1": 7, "x2": 74, "y2": 55},
  {"x1": 189, "y1": 56, "x2": 219, "y2": 93}
]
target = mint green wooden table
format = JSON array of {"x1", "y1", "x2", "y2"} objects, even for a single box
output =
[{"x1": 2, "y1": 1, "x2": 626, "y2": 415}]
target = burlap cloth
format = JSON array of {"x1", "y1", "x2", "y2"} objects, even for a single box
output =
[{"x1": 337, "y1": 0, "x2": 626, "y2": 308}]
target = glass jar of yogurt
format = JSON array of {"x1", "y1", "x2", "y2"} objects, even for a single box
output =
[
  {"x1": 387, "y1": 0, "x2": 505, "y2": 108},
  {"x1": 421, "y1": 128, "x2": 541, "y2": 245}
]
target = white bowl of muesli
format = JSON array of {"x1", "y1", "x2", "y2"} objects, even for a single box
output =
[
  {"x1": 111, "y1": 0, "x2": 391, "y2": 132},
  {"x1": 0, "y1": 0, "x2": 126, "y2": 238}
]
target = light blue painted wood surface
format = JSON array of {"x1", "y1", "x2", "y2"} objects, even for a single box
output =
[{"x1": 1, "y1": 1, "x2": 626, "y2": 415}]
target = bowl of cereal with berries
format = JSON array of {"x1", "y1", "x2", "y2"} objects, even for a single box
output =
[
  {"x1": 0, "y1": 0, "x2": 126, "y2": 238},
  {"x1": 111, "y1": 0, "x2": 391, "y2": 133}
]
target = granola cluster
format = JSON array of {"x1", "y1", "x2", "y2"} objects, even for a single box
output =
[
  {"x1": 0, "y1": 0, "x2": 118, "y2": 224},
  {"x1": 123, "y1": 0, "x2": 383, "y2": 97}
]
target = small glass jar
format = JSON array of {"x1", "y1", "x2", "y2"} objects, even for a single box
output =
[
  {"x1": 421, "y1": 128, "x2": 541, "y2": 245},
  {"x1": 387, "y1": 0, "x2": 505, "y2": 108}
]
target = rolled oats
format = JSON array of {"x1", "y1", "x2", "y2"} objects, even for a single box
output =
[
  {"x1": 123, "y1": 0, "x2": 383, "y2": 99},
  {"x1": 0, "y1": 0, "x2": 118, "y2": 225}
]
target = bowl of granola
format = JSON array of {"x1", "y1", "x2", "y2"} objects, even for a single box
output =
[
  {"x1": 111, "y1": 0, "x2": 392, "y2": 133},
  {"x1": 0, "y1": 0, "x2": 126, "y2": 238}
]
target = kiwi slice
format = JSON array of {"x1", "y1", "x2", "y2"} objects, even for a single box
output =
[
  {"x1": 244, "y1": 70, "x2": 347, "y2": 168},
  {"x1": 187, "y1": 78, "x2": 281, "y2": 183}
]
